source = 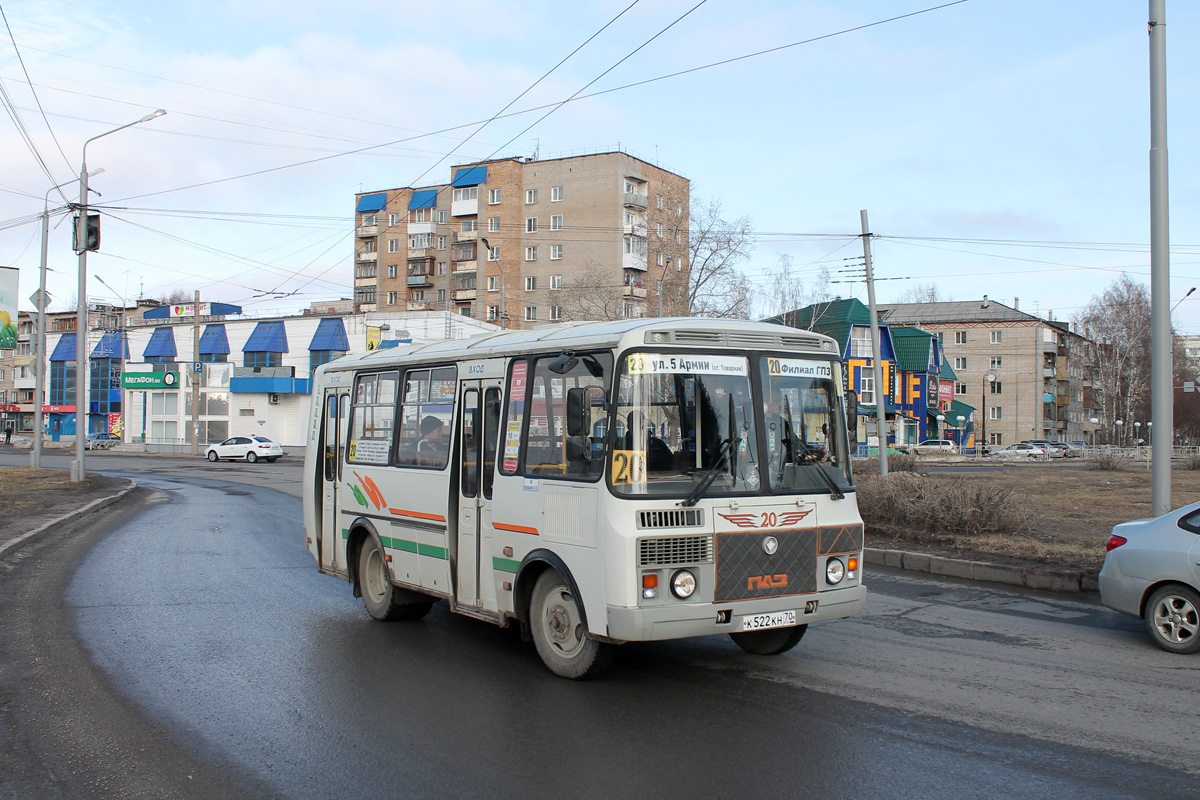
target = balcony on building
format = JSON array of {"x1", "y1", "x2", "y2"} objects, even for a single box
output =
[
  {"x1": 230, "y1": 365, "x2": 310, "y2": 395},
  {"x1": 624, "y1": 224, "x2": 648, "y2": 238},
  {"x1": 453, "y1": 289, "x2": 477, "y2": 302},
  {"x1": 624, "y1": 192, "x2": 647, "y2": 209},
  {"x1": 453, "y1": 263, "x2": 477, "y2": 273},
  {"x1": 358, "y1": 251, "x2": 378, "y2": 262},
  {"x1": 408, "y1": 248, "x2": 435, "y2": 260},
  {"x1": 453, "y1": 230, "x2": 477, "y2": 243},
  {"x1": 356, "y1": 225, "x2": 378, "y2": 237},
  {"x1": 452, "y1": 243, "x2": 476, "y2": 262},
  {"x1": 13, "y1": 375, "x2": 35, "y2": 390},
  {"x1": 407, "y1": 274, "x2": 431, "y2": 287},
  {"x1": 451, "y1": 198, "x2": 478, "y2": 217},
  {"x1": 17, "y1": 332, "x2": 30, "y2": 343},
  {"x1": 407, "y1": 301, "x2": 430, "y2": 311},
  {"x1": 407, "y1": 221, "x2": 436, "y2": 236}
]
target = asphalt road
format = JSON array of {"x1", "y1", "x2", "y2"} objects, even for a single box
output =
[{"x1": 2, "y1": 452, "x2": 1198, "y2": 799}]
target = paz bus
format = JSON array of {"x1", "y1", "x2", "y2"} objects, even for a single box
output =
[{"x1": 303, "y1": 317, "x2": 866, "y2": 679}]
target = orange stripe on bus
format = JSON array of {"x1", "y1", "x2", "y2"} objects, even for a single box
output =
[
  {"x1": 494, "y1": 522, "x2": 540, "y2": 536},
  {"x1": 388, "y1": 508, "x2": 447, "y2": 522}
]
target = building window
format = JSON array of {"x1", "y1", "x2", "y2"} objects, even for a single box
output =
[
  {"x1": 526, "y1": 217, "x2": 538, "y2": 233},
  {"x1": 989, "y1": 432, "x2": 1003, "y2": 446},
  {"x1": 955, "y1": 382, "x2": 968, "y2": 395},
  {"x1": 849, "y1": 328, "x2": 873, "y2": 358},
  {"x1": 410, "y1": 208, "x2": 427, "y2": 223},
  {"x1": 623, "y1": 236, "x2": 646, "y2": 255},
  {"x1": 525, "y1": 246, "x2": 538, "y2": 262},
  {"x1": 460, "y1": 306, "x2": 473, "y2": 318},
  {"x1": 487, "y1": 275, "x2": 500, "y2": 292},
  {"x1": 387, "y1": 238, "x2": 399, "y2": 253},
  {"x1": 437, "y1": 262, "x2": 448, "y2": 276},
  {"x1": 859, "y1": 374, "x2": 875, "y2": 405},
  {"x1": 244, "y1": 351, "x2": 282, "y2": 368},
  {"x1": 438, "y1": 289, "x2": 447, "y2": 304},
  {"x1": 438, "y1": 210, "x2": 447, "y2": 224},
  {"x1": 410, "y1": 233, "x2": 431, "y2": 249},
  {"x1": 550, "y1": 214, "x2": 563, "y2": 231},
  {"x1": 991, "y1": 381, "x2": 1002, "y2": 394},
  {"x1": 624, "y1": 180, "x2": 638, "y2": 194},
  {"x1": 489, "y1": 188, "x2": 501, "y2": 205},
  {"x1": 525, "y1": 276, "x2": 537, "y2": 291},
  {"x1": 362, "y1": 213, "x2": 377, "y2": 226},
  {"x1": 549, "y1": 305, "x2": 562, "y2": 321},
  {"x1": 656, "y1": 223, "x2": 663, "y2": 237},
  {"x1": 452, "y1": 186, "x2": 478, "y2": 202},
  {"x1": 437, "y1": 236, "x2": 447, "y2": 250},
  {"x1": 461, "y1": 219, "x2": 478, "y2": 232},
  {"x1": 991, "y1": 356, "x2": 1002, "y2": 368},
  {"x1": 355, "y1": 263, "x2": 377, "y2": 279},
  {"x1": 550, "y1": 244, "x2": 562, "y2": 260},
  {"x1": 550, "y1": 274, "x2": 562, "y2": 290},
  {"x1": 355, "y1": 287, "x2": 376, "y2": 305},
  {"x1": 991, "y1": 330, "x2": 1002, "y2": 344},
  {"x1": 487, "y1": 305, "x2": 499, "y2": 321},
  {"x1": 551, "y1": 186, "x2": 564, "y2": 202},
  {"x1": 656, "y1": 194, "x2": 663, "y2": 209},
  {"x1": 488, "y1": 246, "x2": 500, "y2": 261},
  {"x1": 488, "y1": 217, "x2": 501, "y2": 232},
  {"x1": 387, "y1": 291, "x2": 398, "y2": 305},
  {"x1": 955, "y1": 331, "x2": 967, "y2": 344},
  {"x1": 310, "y1": 349, "x2": 346, "y2": 377},
  {"x1": 387, "y1": 264, "x2": 398, "y2": 279},
  {"x1": 388, "y1": 213, "x2": 399, "y2": 227},
  {"x1": 524, "y1": 306, "x2": 537, "y2": 321},
  {"x1": 954, "y1": 357, "x2": 967, "y2": 370},
  {"x1": 361, "y1": 240, "x2": 376, "y2": 254},
  {"x1": 411, "y1": 290, "x2": 425, "y2": 301},
  {"x1": 526, "y1": 189, "x2": 538, "y2": 204},
  {"x1": 989, "y1": 406, "x2": 1002, "y2": 420}
]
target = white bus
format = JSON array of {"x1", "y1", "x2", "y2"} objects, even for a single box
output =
[{"x1": 303, "y1": 318, "x2": 866, "y2": 678}]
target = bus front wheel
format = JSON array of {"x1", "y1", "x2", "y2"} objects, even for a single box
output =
[
  {"x1": 358, "y1": 537, "x2": 433, "y2": 621},
  {"x1": 530, "y1": 570, "x2": 613, "y2": 680},
  {"x1": 729, "y1": 624, "x2": 807, "y2": 655}
]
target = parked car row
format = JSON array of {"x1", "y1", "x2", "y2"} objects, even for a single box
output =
[{"x1": 84, "y1": 432, "x2": 120, "y2": 450}]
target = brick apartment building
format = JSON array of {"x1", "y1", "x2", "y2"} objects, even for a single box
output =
[{"x1": 353, "y1": 150, "x2": 690, "y2": 328}]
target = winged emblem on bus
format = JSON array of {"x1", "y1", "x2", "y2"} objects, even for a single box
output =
[
  {"x1": 778, "y1": 510, "x2": 812, "y2": 526},
  {"x1": 718, "y1": 513, "x2": 758, "y2": 528}
]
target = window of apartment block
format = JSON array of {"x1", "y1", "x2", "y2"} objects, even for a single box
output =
[
  {"x1": 954, "y1": 357, "x2": 967, "y2": 370},
  {"x1": 526, "y1": 217, "x2": 538, "y2": 233},
  {"x1": 487, "y1": 305, "x2": 499, "y2": 321},
  {"x1": 656, "y1": 194, "x2": 663, "y2": 209},
  {"x1": 955, "y1": 331, "x2": 967, "y2": 344},
  {"x1": 452, "y1": 186, "x2": 478, "y2": 202},
  {"x1": 438, "y1": 289, "x2": 446, "y2": 304},
  {"x1": 461, "y1": 219, "x2": 478, "y2": 232},
  {"x1": 991, "y1": 356, "x2": 1002, "y2": 368},
  {"x1": 550, "y1": 305, "x2": 562, "y2": 321},
  {"x1": 489, "y1": 188, "x2": 501, "y2": 204},
  {"x1": 656, "y1": 252, "x2": 664, "y2": 267},
  {"x1": 624, "y1": 302, "x2": 641, "y2": 319},
  {"x1": 460, "y1": 306, "x2": 473, "y2": 317},
  {"x1": 624, "y1": 180, "x2": 638, "y2": 194},
  {"x1": 526, "y1": 189, "x2": 538, "y2": 204},
  {"x1": 388, "y1": 213, "x2": 399, "y2": 227},
  {"x1": 990, "y1": 381, "x2": 1003, "y2": 394},
  {"x1": 487, "y1": 275, "x2": 500, "y2": 292},
  {"x1": 550, "y1": 245, "x2": 562, "y2": 260},
  {"x1": 525, "y1": 246, "x2": 538, "y2": 262},
  {"x1": 488, "y1": 246, "x2": 500, "y2": 261},
  {"x1": 550, "y1": 274, "x2": 562, "y2": 290},
  {"x1": 989, "y1": 432, "x2": 1003, "y2": 446},
  {"x1": 524, "y1": 306, "x2": 537, "y2": 321},
  {"x1": 989, "y1": 407, "x2": 1002, "y2": 420},
  {"x1": 437, "y1": 262, "x2": 448, "y2": 276},
  {"x1": 362, "y1": 213, "x2": 377, "y2": 226},
  {"x1": 409, "y1": 233, "x2": 431, "y2": 249},
  {"x1": 438, "y1": 210, "x2": 447, "y2": 224},
  {"x1": 955, "y1": 382, "x2": 968, "y2": 395},
  {"x1": 551, "y1": 186, "x2": 564, "y2": 202},
  {"x1": 525, "y1": 276, "x2": 537, "y2": 291},
  {"x1": 623, "y1": 236, "x2": 646, "y2": 255},
  {"x1": 387, "y1": 264, "x2": 398, "y2": 279},
  {"x1": 388, "y1": 238, "x2": 400, "y2": 253},
  {"x1": 991, "y1": 330, "x2": 1002, "y2": 344},
  {"x1": 437, "y1": 236, "x2": 447, "y2": 250},
  {"x1": 656, "y1": 223, "x2": 663, "y2": 237},
  {"x1": 488, "y1": 217, "x2": 501, "y2": 232},
  {"x1": 550, "y1": 214, "x2": 563, "y2": 231},
  {"x1": 362, "y1": 240, "x2": 376, "y2": 254},
  {"x1": 387, "y1": 291, "x2": 397, "y2": 305},
  {"x1": 410, "y1": 208, "x2": 427, "y2": 223}
]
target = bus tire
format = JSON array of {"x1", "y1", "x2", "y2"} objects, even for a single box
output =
[
  {"x1": 530, "y1": 569, "x2": 613, "y2": 680},
  {"x1": 358, "y1": 537, "x2": 432, "y2": 621},
  {"x1": 729, "y1": 624, "x2": 807, "y2": 655}
]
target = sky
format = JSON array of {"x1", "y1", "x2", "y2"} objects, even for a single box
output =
[{"x1": 2, "y1": 0, "x2": 1199, "y2": 333}]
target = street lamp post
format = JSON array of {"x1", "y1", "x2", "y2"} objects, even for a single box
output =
[
  {"x1": 957, "y1": 414, "x2": 966, "y2": 454},
  {"x1": 1134, "y1": 421, "x2": 1142, "y2": 447},
  {"x1": 979, "y1": 371, "x2": 996, "y2": 459},
  {"x1": 1089, "y1": 417, "x2": 1099, "y2": 448},
  {"x1": 73, "y1": 110, "x2": 165, "y2": 482},
  {"x1": 1115, "y1": 419, "x2": 1124, "y2": 448}
]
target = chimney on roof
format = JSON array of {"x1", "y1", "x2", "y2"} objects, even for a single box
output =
[
  {"x1": 981, "y1": 294, "x2": 990, "y2": 309},
  {"x1": 1013, "y1": 297, "x2": 1019, "y2": 311}
]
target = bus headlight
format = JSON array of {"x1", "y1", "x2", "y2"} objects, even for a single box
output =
[
  {"x1": 670, "y1": 569, "x2": 697, "y2": 599},
  {"x1": 826, "y1": 557, "x2": 845, "y2": 585}
]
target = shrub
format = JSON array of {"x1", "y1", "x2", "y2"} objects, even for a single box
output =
[
  {"x1": 1088, "y1": 450, "x2": 1128, "y2": 471},
  {"x1": 1186, "y1": 453, "x2": 1200, "y2": 471},
  {"x1": 855, "y1": 472, "x2": 1031, "y2": 537},
  {"x1": 888, "y1": 453, "x2": 920, "y2": 473}
]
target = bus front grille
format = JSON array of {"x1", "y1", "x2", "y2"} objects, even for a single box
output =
[
  {"x1": 637, "y1": 508, "x2": 705, "y2": 529},
  {"x1": 638, "y1": 535, "x2": 714, "y2": 567},
  {"x1": 715, "y1": 529, "x2": 818, "y2": 602}
]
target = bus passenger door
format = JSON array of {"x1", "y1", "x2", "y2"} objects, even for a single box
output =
[
  {"x1": 320, "y1": 389, "x2": 349, "y2": 571},
  {"x1": 456, "y1": 380, "x2": 502, "y2": 609}
]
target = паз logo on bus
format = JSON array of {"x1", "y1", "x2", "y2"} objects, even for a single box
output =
[{"x1": 748, "y1": 574, "x2": 788, "y2": 590}]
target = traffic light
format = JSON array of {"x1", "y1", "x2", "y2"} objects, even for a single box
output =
[{"x1": 73, "y1": 213, "x2": 100, "y2": 253}]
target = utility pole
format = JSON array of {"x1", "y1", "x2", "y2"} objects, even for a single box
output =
[
  {"x1": 1149, "y1": 0, "x2": 1172, "y2": 516},
  {"x1": 861, "y1": 210, "x2": 887, "y2": 476},
  {"x1": 191, "y1": 290, "x2": 200, "y2": 455}
]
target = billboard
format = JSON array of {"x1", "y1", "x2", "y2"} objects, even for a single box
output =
[{"x1": 0, "y1": 267, "x2": 17, "y2": 350}]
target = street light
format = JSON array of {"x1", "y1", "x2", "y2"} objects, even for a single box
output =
[
  {"x1": 1134, "y1": 420, "x2": 1142, "y2": 446},
  {"x1": 1172, "y1": 287, "x2": 1196, "y2": 313},
  {"x1": 957, "y1": 414, "x2": 966, "y2": 453},
  {"x1": 1089, "y1": 417, "x2": 1099, "y2": 447},
  {"x1": 979, "y1": 371, "x2": 996, "y2": 459},
  {"x1": 1115, "y1": 419, "x2": 1124, "y2": 447},
  {"x1": 73, "y1": 109, "x2": 166, "y2": 482}
]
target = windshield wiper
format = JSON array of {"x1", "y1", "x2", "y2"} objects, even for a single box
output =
[
  {"x1": 681, "y1": 437, "x2": 733, "y2": 507},
  {"x1": 779, "y1": 395, "x2": 844, "y2": 499}
]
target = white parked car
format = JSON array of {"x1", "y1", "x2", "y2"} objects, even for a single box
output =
[
  {"x1": 912, "y1": 439, "x2": 956, "y2": 454},
  {"x1": 205, "y1": 436, "x2": 284, "y2": 463},
  {"x1": 988, "y1": 443, "x2": 1048, "y2": 459}
]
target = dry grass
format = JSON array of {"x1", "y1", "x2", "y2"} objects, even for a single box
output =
[
  {"x1": 1088, "y1": 450, "x2": 1129, "y2": 470},
  {"x1": 856, "y1": 464, "x2": 1200, "y2": 572},
  {"x1": 0, "y1": 467, "x2": 125, "y2": 532}
]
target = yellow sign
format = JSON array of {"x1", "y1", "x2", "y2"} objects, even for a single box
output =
[
  {"x1": 366, "y1": 326, "x2": 381, "y2": 351},
  {"x1": 611, "y1": 449, "x2": 646, "y2": 485}
]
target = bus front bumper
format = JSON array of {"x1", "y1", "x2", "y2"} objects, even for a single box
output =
[{"x1": 604, "y1": 584, "x2": 867, "y2": 642}]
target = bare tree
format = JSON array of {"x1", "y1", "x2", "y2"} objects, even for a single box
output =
[
  {"x1": 1074, "y1": 275, "x2": 1152, "y2": 443},
  {"x1": 757, "y1": 253, "x2": 833, "y2": 320},
  {"x1": 895, "y1": 282, "x2": 950, "y2": 304},
  {"x1": 682, "y1": 198, "x2": 754, "y2": 318},
  {"x1": 558, "y1": 261, "x2": 627, "y2": 322}
]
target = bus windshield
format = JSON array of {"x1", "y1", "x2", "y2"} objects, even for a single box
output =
[
  {"x1": 611, "y1": 353, "x2": 762, "y2": 498},
  {"x1": 759, "y1": 356, "x2": 852, "y2": 493}
]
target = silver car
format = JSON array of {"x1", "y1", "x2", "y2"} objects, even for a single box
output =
[
  {"x1": 205, "y1": 435, "x2": 284, "y2": 463},
  {"x1": 1099, "y1": 502, "x2": 1200, "y2": 654}
]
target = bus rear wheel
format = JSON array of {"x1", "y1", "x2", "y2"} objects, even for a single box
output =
[
  {"x1": 358, "y1": 537, "x2": 433, "y2": 621},
  {"x1": 530, "y1": 570, "x2": 613, "y2": 680},
  {"x1": 729, "y1": 624, "x2": 808, "y2": 655}
]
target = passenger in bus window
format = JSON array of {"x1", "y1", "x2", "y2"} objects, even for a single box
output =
[{"x1": 418, "y1": 415, "x2": 449, "y2": 466}]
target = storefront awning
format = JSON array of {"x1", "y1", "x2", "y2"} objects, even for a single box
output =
[
  {"x1": 243, "y1": 321, "x2": 288, "y2": 353},
  {"x1": 143, "y1": 327, "x2": 177, "y2": 359},
  {"x1": 308, "y1": 318, "x2": 349, "y2": 352},
  {"x1": 355, "y1": 193, "x2": 387, "y2": 212},
  {"x1": 49, "y1": 333, "x2": 75, "y2": 362},
  {"x1": 451, "y1": 166, "x2": 487, "y2": 187},
  {"x1": 408, "y1": 189, "x2": 438, "y2": 210},
  {"x1": 91, "y1": 330, "x2": 128, "y2": 359},
  {"x1": 199, "y1": 324, "x2": 230, "y2": 356}
]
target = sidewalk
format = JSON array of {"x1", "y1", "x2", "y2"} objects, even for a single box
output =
[{"x1": 0, "y1": 466, "x2": 136, "y2": 561}]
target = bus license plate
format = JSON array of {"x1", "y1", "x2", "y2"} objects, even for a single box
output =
[{"x1": 741, "y1": 610, "x2": 796, "y2": 631}]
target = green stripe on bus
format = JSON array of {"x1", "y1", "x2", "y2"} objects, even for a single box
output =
[
  {"x1": 383, "y1": 537, "x2": 418, "y2": 554},
  {"x1": 341, "y1": 528, "x2": 350, "y2": 539},
  {"x1": 417, "y1": 543, "x2": 448, "y2": 560},
  {"x1": 492, "y1": 557, "x2": 520, "y2": 573}
]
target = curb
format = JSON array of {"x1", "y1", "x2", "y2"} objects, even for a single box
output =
[
  {"x1": 0, "y1": 479, "x2": 138, "y2": 562},
  {"x1": 864, "y1": 547, "x2": 1098, "y2": 593}
]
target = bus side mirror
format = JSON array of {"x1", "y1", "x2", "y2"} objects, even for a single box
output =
[
  {"x1": 845, "y1": 390, "x2": 858, "y2": 452},
  {"x1": 566, "y1": 387, "x2": 588, "y2": 438}
]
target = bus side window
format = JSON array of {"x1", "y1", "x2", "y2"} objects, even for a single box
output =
[
  {"x1": 523, "y1": 352, "x2": 611, "y2": 479},
  {"x1": 482, "y1": 388, "x2": 501, "y2": 499},
  {"x1": 395, "y1": 366, "x2": 457, "y2": 470},
  {"x1": 461, "y1": 389, "x2": 479, "y2": 498},
  {"x1": 324, "y1": 395, "x2": 337, "y2": 481}
]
